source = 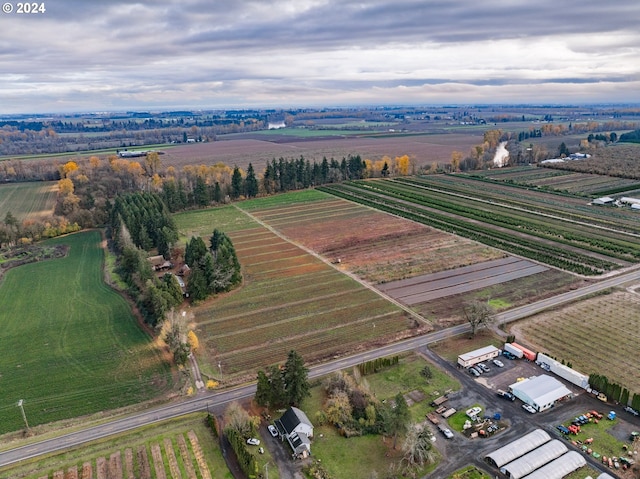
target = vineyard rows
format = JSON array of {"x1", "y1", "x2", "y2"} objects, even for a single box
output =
[{"x1": 34, "y1": 431, "x2": 211, "y2": 479}]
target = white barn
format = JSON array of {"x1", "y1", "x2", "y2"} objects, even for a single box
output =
[{"x1": 509, "y1": 375, "x2": 573, "y2": 412}]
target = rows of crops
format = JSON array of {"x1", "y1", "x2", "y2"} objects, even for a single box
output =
[
  {"x1": 387, "y1": 180, "x2": 640, "y2": 261},
  {"x1": 514, "y1": 292, "x2": 640, "y2": 395},
  {"x1": 176, "y1": 206, "x2": 419, "y2": 378},
  {"x1": 397, "y1": 175, "x2": 640, "y2": 236},
  {"x1": 467, "y1": 166, "x2": 640, "y2": 196},
  {"x1": 317, "y1": 181, "x2": 622, "y2": 275}
]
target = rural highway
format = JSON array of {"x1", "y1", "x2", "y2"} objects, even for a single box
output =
[{"x1": 2, "y1": 267, "x2": 640, "y2": 469}]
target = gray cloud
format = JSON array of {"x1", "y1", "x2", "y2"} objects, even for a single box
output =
[{"x1": 0, "y1": 0, "x2": 639, "y2": 112}]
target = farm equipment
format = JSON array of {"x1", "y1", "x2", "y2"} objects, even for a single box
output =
[
  {"x1": 589, "y1": 410, "x2": 603, "y2": 419},
  {"x1": 568, "y1": 424, "x2": 581, "y2": 435},
  {"x1": 607, "y1": 411, "x2": 616, "y2": 420}
]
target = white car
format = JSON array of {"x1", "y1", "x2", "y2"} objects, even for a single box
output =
[
  {"x1": 268, "y1": 425, "x2": 278, "y2": 437},
  {"x1": 442, "y1": 428, "x2": 454, "y2": 439},
  {"x1": 492, "y1": 359, "x2": 504, "y2": 368},
  {"x1": 522, "y1": 404, "x2": 537, "y2": 414},
  {"x1": 246, "y1": 438, "x2": 260, "y2": 446}
]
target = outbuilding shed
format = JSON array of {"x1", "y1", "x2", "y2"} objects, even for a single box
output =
[
  {"x1": 457, "y1": 345, "x2": 500, "y2": 368},
  {"x1": 519, "y1": 451, "x2": 585, "y2": 479},
  {"x1": 592, "y1": 197, "x2": 615, "y2": 206},
  {"x1": 509, "y1": 375, "x2": 572, "y2": 412},
  {"x1": 500, "y1": 439, "x2": 568, "y2": 479},
  {"x1": 485, "y1": 429, "x2": 551, "y2": 468}
]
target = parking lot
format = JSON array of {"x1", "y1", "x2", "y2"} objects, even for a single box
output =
[{"x1": 419, "y1": 346, "x2": 640, "y2": 478}]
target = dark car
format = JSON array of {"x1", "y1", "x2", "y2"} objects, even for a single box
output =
[{"x1": 557, "y1": 425, "x2": 570, "y2": 435}]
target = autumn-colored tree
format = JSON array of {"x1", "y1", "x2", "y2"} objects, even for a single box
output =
[
  {"x1": 394, "y1": 155, "x2": 411, "y2": 175},
  {"x1": 450, "y1": 151, "x2": 463, "y2": 172},
  {"x1": 58, "y1": 177, "x2": 74, "y2": 195},
  {"x1": 60, "y1": 161, "x2": 78, "y2": 178},
  {"x1": 187, "y1": 330, "x2": 199, "y2": 352}
]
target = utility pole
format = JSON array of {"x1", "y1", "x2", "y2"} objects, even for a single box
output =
[{"x1": 17, "y1": 399, "x2": 29, "y2": 431}]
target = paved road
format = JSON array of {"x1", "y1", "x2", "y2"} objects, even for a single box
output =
[{"x1": 2, "y1": 267, "x2": 640, "y2": 469}]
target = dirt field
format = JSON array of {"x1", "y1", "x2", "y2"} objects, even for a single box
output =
[{"x1": 159, "y1": 132, "x2": 481, "y2": 172}]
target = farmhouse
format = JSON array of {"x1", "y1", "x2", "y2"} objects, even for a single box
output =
[
  {"x1": 457, "y1": 345, "x2": 500, "y2": 368},
  {"x1": 509, "y1": 375, "x2": 573, "y2": 412},
  {"x1": 147, "y1": 255, "x2": 172, "y2": 271},
  {"x1": 274, "y1": 407, "x2": 314, "y2": 458}
]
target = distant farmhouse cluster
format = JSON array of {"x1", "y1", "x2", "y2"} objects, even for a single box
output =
[
  {"x1": 592, "y1": 196, "x2": 640, "y2": 210},
  {"x1": 540, "y1": 153, "x2": 591, "y2": 164}
]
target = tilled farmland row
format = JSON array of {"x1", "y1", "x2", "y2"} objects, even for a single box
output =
[{"x1": 34, "y1": 431, "x2": 211, "y2": 479}]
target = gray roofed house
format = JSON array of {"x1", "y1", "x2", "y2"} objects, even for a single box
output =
[{"x1": 274, "y1": 407, "x2": 314, "y2": 458}]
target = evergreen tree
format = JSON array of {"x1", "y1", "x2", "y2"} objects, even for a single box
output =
[
  {"x1": 245, "y1": 163, "x2": 259, "y2": 198},
  {"x1": 186, "y1": 265, "x2": 208, "y2": 301},
  {"x1": 185, "y1": 236, "x2": 207, "y2": 267},
  {"x1": 385, "y1": 393, "x2": 410, "y2": 449},
  {"x1": 231, "y1": 166, "x2": 243, "y2": 199},
  {"x1": 268, "y1": 365, "x2": 287, "y2": 408},
  {"x1": 255, "y1": 370, "x2": 271, "y2": 408},
  {"x1": 283, "y1": 350, "x2": 310, "y2": 406}
]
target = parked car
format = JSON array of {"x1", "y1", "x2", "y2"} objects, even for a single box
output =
[
  {"x1": 441, "y1": 428, "x2": 454, "y2": 439},
  {"x1": 557, "y1": 425, "x2": 570, "y2": 435},
  {"x1": 624, "y1": 406, "x2": 639, "y2": 416},
  {"x1": 522, "y1": 404, "x2": 537, "y2": 414},
  {"x1": 471, "y1": 366, "x2": 483, "y2": 375},
  {"x1": 468, "y1": 367, "x2": 480, "y2": 377},
  {"x1": 477, "y1": 363, "x2": 490, "y2": 372},
  {"x1": 496, "y1": 389, "x2": 515, "y2": 401},
  {"x1": 502, "y1": 351, "x2": 516, "y2": 360},
  {"x1": 492, "y1": 359, "x2": 504, "y2": 368},
  {"x1": 268, "y1": 425, "x2": 278, "y2": 437},
  {"x1": 247, "y1": 438, "x2": 260, "y2": 446}
]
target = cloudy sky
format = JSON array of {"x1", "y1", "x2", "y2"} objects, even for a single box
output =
[{"x1": 1, "y1": 0, "x2": 639, "y2": 114}]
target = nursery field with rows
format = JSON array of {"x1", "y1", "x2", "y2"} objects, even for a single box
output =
[
  {"x1": 510, "y1": 291, "x2": 640, "y2": 395},
  {"x1": 2, "y1": 415, "x2": 230, "y2": 479},
  {"x1": 318, "y1": 176, "x2": 640, "y2": 275},
  {"x1": 0, "y1": 231, "x2": 173, "y2": 435},
  {"x1": 174, "y1": 201, "x2": 423, "y2": 379}
]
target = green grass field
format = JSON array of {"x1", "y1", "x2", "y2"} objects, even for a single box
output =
[
  {"x1": 0, "y1": 231, "x2": 173, "y2": 434},
  {"x1": 0, "y1": 181, "x2": 58, "y2": 221}
]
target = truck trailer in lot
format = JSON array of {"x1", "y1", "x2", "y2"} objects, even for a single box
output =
[
  {"x1": 510, "y1": 342, "x2": 537, "y2": 361},
  {"x1": 536, "y1": 352, "x2": 589, "y2": 389},
  {"x1": 503, "y1": 343, "x2": 524, "y2": 359}
]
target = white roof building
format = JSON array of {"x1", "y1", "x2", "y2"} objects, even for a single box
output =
[
  {"x1": 500, "y1": 439, "x2": 568, "y2": 479},
  {"x1": 519, "y1": 451, "x2": 586, "y2": 479},
  {"x1": 536, "y1": 353, "x2": 589, "y2": 389},
  {"x1": 509, "y1": 375, "x2": 573, "y2": 412},
  {"x1": 485, "y1": 429, "x2": 551, "y2": 468},
  {"x1": 457, "y1": 345, "x2": 500, "y2": 367}
]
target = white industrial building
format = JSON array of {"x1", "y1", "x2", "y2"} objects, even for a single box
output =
[
  {"x1": 457, "y1": 345, "x2": 500, "y2": 368},
  {"x1": 519, "y1": 451, "x2": 586, "y2": 479},
  {"x1": 509, "y1": 375, "x2": 573, "y2": 412},
  {"x1": 485, "y1": 429, "x2": 551, "y2": 468},
  {"x1": 500, "y1": 440, "x2": 568, "y2": 479},
  {"x1": 536, "y1": 353, "x2": 589, "y2": 389}
]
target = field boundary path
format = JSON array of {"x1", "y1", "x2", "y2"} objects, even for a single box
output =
[{"x1": 232, "y1": 204, "x2": 431, "y2": 327}]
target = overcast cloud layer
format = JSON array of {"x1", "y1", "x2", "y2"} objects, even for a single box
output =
[{"x1": 1, "y1": 0, "x2": 639, "y2": 113}]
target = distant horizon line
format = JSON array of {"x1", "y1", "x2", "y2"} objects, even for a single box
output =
[{"x1": 3, "y1": 102, "x2": 640, "y2": 118}]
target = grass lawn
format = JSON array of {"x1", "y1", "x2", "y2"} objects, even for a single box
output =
[
  {"x1": 447, "y1": 465, "x2": 491, "y2": 478},
  {"x1": 429, "y1": 331, "x2": 505, "y2": 363},
  {"x1": 558, "y1": 415, "x2": 628, "y2": 459},
  {"x1": 447, "y1": 404, "x2": 484, "y2": 433},
  {"x1": 0, "y1": 413, "x2": 231, "y2": 479},
  {"x1": 0, "y1": 230, "x2": 173, "y2": 434}
]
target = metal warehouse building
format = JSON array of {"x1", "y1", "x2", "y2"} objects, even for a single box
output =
[
  {"x1": 485, "y1": 429, "x2": 551, "y2": 468},
  {"x1": 457, "y1": 345, "x2": 500, "y2": 368},
  {"x1": 519, "y1": 451, "x2": 586, "y2": 479},
  {"x1": 509, "y1": 375, "x2": 573, "y2": 412},
  {"x1": 500, "y1": 439, "x2": 568, "y2": 479}
]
